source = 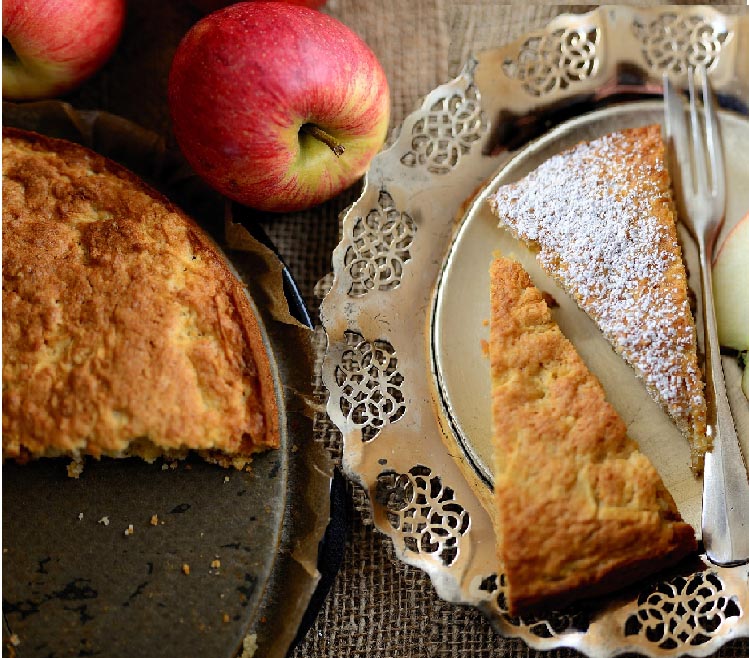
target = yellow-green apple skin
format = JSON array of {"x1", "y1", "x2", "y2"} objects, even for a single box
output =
[
  {"x1": 2, "y1": 0, "x2": 125, "y2": 100},
  {"x1": 713, "y1": 212, "x2": 749, "y2": 352},
  {"x1": 168, "y1": 1, "x2": 390, "y2": 213}
]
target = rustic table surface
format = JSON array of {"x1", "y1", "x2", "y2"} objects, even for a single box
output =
[{"x1": 61, "y1": 1, "x2": 749, "y2": 656}]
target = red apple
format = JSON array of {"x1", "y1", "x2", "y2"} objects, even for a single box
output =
[
  {"x1": 168, "y1": 1, "x2": 390, "y2": 213},
  {"x1": 2, "y1": 0, "x2": 126, "y2": 100},
  {"x1": 190, "y1": 0, "x2": 326, "y2": 14}
]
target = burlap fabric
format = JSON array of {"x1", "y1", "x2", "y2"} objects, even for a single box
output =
[{"x1": 64, "y1": 2, "x2": 749, "y2": 656}]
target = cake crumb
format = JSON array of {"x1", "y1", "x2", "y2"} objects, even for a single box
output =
[
  {"x1": 150, "y1": 514, "x2": 159, "y2": 526},
  {"x1": 482, "y1": 318, "x2": 489, "y2": 327},
  {"x1": 9, "y1": 633, "x2": 20, "y2": 647},
  {"x1": 240, "y1": 633, "x2": 257, "y2": 658},
  {"x1": 182, "y1": 563, "x2": 190, "y2": 575},
  {"x1": 161, "y1": 463, "x2": 169, "y2": 471},
  {"x1": 67, "y1": 459, "x2": 84, "y2": 479},
  {"x1": 480, "y1": 339, "x2": 489, "y2": 357},
  {"x1": 169, "y1": 461, "x2": 178, "y2": 470},
  {"x1": 98, "y1": 516, "x2": 110, "y2": 526},
  {"x1": 222, "y1": 613, "x2": 230, "y2": 624},
  {"x1": 211, "y1": 559, "x2": 221, "y2": 569},
  {"x1": 78, "y1": 512, "x2": 84, "y2": 521},
  {"x1": 223, "y1": 475, "x2": 230, "y2": 483},
  {"x1": 124, "y1": 524, "x2": 134, "y2": 536}
]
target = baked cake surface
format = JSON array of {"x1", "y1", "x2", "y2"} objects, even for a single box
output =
[
  {"x1": 490, "y1": 256, "x2": 696, "y2": 615},
  {"x1": 2, "y1": 128, "x2": 279, "y2": 468},
  {"x1": 488, "y1": 125, "x2": 708, "y2": 472}
]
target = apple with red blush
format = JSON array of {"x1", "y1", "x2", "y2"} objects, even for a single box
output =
[
  {"x1": 3, "y1": 0, "x2": 125, "y2": 100},
  {"x1": 168, "y1": 1, "x2": 390, "y2": 212}
]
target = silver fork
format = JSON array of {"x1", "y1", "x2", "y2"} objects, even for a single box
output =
[{"x1": 664, "y1": 67, "x2": 749, "y2": 566}]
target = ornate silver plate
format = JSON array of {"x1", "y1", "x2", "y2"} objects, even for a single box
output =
[{"x1": 321, "y1": 6, "x2": 749, "y2": 657}]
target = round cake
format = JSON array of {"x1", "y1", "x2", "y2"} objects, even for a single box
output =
[{"x1": 2, "y1": 127, "x2": 279, "y2": 470}]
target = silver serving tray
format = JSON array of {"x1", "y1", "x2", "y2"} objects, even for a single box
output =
[{"x1": 321, "y1": 6, "x2": 749, "y2": 657}]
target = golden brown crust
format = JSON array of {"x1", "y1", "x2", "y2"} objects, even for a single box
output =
[
  {"x1": 489, "y1": 125, "x2": 708, "y2": 473},
  {"x1": 2, "y1": 127, "x2": 279, "y2": 465},
  {"x1": 490, "y1": 257, "x2": 696, "y2": 616}
]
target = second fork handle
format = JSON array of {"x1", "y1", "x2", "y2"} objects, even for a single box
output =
[{"x1": 697, "y1": 239, "x2": 749, "y2": 566}]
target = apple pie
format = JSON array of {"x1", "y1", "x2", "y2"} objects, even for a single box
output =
[
  {"x1": 2, "y1": 128, "x2": 279, "y2": 470},
  {"x1": 488, "y1": 125, "x2": 708, "y2": 473},
  {"x1": 490, "y1": 256, "x2": 696, "y2": 616}
]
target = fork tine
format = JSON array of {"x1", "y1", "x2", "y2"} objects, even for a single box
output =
[
  {"x1": 663, "y1": 74, "x2": 692, "y2": 197},
  {"x1": 700, "y1": 65, "x2": 726, "y2": 208},
  {"x1": 688, "y1": 67, "x2": 710, "y2": 198}
]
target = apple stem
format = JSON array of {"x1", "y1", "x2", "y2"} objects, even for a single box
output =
[{"x1": 301, "y1": 124, "x2": 345, "y2": 157}]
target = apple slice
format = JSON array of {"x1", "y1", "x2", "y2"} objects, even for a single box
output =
[{"x1": 713, "y1": 212, "x2": 749, "y2": 352}]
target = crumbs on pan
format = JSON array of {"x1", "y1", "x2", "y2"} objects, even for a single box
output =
[
  {"x1": 98, "y1": 516, "x2": 110, "y2": 526},
  {"x1": 124, "y1": 524, "x2": 134, "y2": 536},
  {"x1": 240, "y1": 634, "x2": 258, "y2": 658},
  {"x1": 150, "y1": 514, "x2": 159, "y2": 526},
  {"x1": 67, "y1": 459, "x2": 84, "y2": 479},
  {"x1": 182, "y1": 563, "x2": 191, "y2": 575},
  {"x1": 78, "y1": 512, "x2": 84, "y2": 521}
]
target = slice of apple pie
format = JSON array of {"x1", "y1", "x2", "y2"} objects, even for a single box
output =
[
  {"x1": 490, "y1": 256, "x2": 696, "y2": 615},
  {"x1": 488, "y1": 125, "x2": 708, "y2": 472},
  {"x1": 2, "y1": 128, "x2": 279, "y2": 470}
]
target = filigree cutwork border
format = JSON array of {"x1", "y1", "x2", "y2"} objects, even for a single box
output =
[
  {"x1": 633, "y1": 13, "x2": 730, "y2": 76},
  {"x1": 400, "y1": 85, "x2": 486, "y2": 174},
  {"x1": 474, "y1": 573, "x2": 591, "y2": 638},
  {"x1": 624, "y1": 570, "x2": 741, "y2": 650},
  {"x1": 376, "y1": 465, "x2": 470, "y2": 567},
  {"x1": 333, "y1": 331, "x2": 405, "y2": 442},
  {"x1": 343, "y1": 190, "x2": 416, "y2": 297},
  {"x1": 502, "y1": 26, "x2": 600, "y2": 97}
]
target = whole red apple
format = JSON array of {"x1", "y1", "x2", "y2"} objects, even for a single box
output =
[
  {"x1": 2, "y1": 0, "x2": 126, "y2": 100},
  {"x1": 168, "y1": 2, "x2": 390, "y2": 213}
]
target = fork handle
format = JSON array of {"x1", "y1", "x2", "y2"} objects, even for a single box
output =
[{"x1": 697, "y1": 239, "x2": 749, "y2": 565}]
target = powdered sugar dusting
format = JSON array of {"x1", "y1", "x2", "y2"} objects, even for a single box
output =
[{"x1": 489, "y1": 127, "x2": 706, "y2": 464}]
